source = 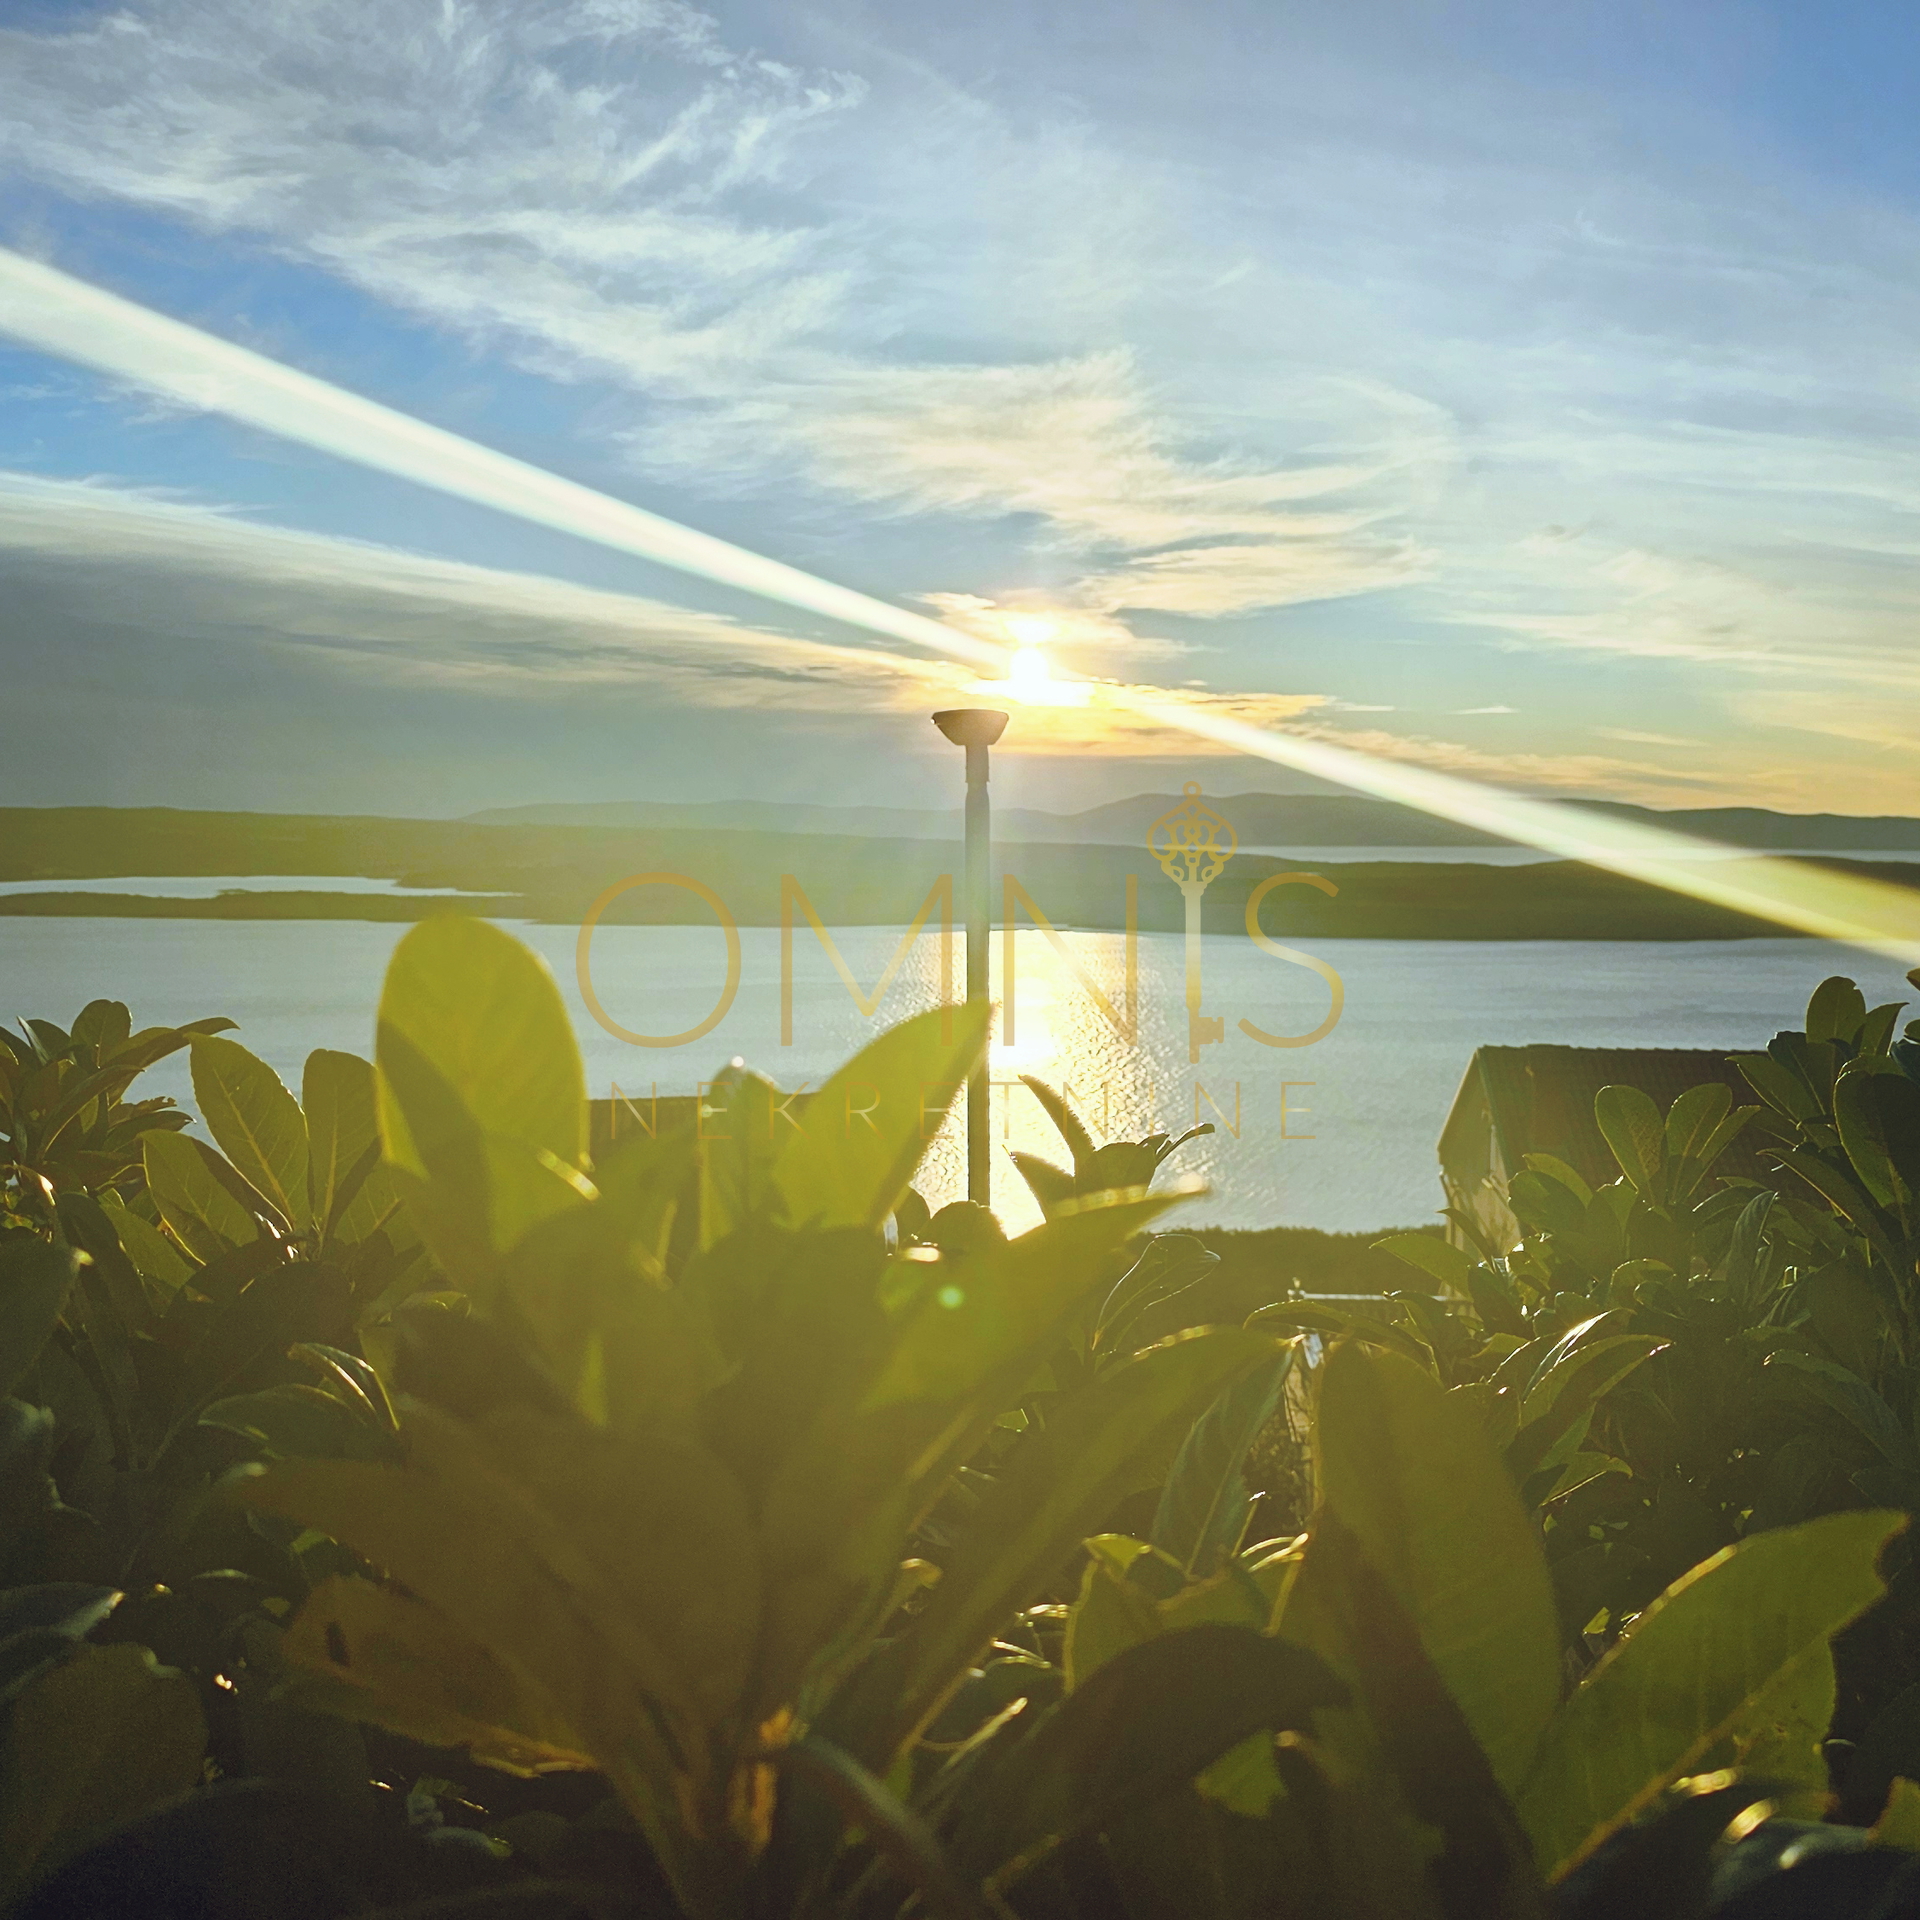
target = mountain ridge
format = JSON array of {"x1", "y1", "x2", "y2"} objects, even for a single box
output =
[{"x1": 466, "y1": 794, "x2": 1920, "y2": 850}]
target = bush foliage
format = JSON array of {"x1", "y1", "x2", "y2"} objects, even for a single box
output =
[{"x1": 3, "y1": 931, "x2": 1920, "y2": 1918}]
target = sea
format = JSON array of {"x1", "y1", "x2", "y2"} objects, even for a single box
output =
[{"x1": 6, "y1": 864, "x2": 1914, "y2": 1236}]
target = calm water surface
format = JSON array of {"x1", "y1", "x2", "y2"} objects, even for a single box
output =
[{"x1": 4, "y1": 915, "x2": 1911, "y2": 1234}]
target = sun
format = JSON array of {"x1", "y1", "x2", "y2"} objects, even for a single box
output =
[
  {"x1": 1008, "y1": 644, "x2": 1053, "y2": 695},
  {"x1": 969, "y1": 608, "x2": 1091, "y2": 707}
]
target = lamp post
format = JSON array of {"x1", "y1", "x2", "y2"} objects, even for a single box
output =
[{"x1": 931, "y1": 707, "x2": 1009, "y2": 1204}]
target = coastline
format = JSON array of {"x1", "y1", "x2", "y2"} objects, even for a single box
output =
[{"x1": 4, "y1": 853, "x2": 1916, "y2": 940}]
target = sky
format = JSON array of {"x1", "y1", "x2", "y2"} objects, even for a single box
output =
[{"x1": 1, "y1": 0, "x2": 1918, "y2": 819}]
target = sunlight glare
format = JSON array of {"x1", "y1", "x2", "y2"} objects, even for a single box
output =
[
  {"x1": 972, "y1": 632, "x2": 1092, "y2": 708},
  {"x1": 1002, "y1": 612, "x2": 1058, "y2": 647}
]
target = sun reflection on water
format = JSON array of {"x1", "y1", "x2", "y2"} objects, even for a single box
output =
[{"x1": 909, "y1": 927, "x2": 1166, "y2": 1234}]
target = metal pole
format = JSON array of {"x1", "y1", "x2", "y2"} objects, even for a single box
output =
[
  {"x1": 964, "y1": 738, "x2": 991, "y2": 1203},
  {"x1": 931, "y1": 708, "x2": 1009, "y2": 1208}
]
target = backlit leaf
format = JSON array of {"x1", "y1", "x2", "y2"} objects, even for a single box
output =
[
  {"x1": 1595, "y1": 1084, "x2": 1665, "y2": 1195},
  {"x1": 774, "y1": 1002, "x2": 988, "y2": 1232},
  {"x1": 280, "y1": 1575, "x2": 594, "y2": 1775},
  {"x1": 948, "y1": 1625, "x2": 1345, "y2": 1888},
  {"x1": 1314, "y1": 1344, "x2": 1560, "y2": 1794},
  {"x1": 303, "y1": 1048, "x2": 385, "y2": 1244},
  {"x1": 376, "y1": 920, "x2": 587, "y2": 1269},
  {"x1": 95, "y1": 1197, "x2": 191, "y2": 1292},
  {"x1": 1151, "y1": 1347, "x2": 1294, "y2": 1578},
  {"x1": 143, "y1": 1129, "x2": 260, "y2": 1261},
  {"x1": 849, "y1": 1327, "x2": 1277, "y2": 1765},
  {"x1": 1518, "y1": 1509, "x2": 1903, "y2": 1878},
  {"x1": 191, "y1": 1033, "x2": 310, "y2": 1230}
]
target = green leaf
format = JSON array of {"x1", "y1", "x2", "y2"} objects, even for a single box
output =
[
  {"x1": 243, "y1": 1399, "x2": 759, "y2": 1742},
  {"x1": 1595, "y1": 1084, "x2": 1666, "y2": 1195},
  {"x1": 1019, "y1": 1075, "x2": 1097, "y2": 1173},
  {"x1": 239, "y1": 1448, "x2": 709, "y2": 1911},
  {"x1": 495, "y1": 1182, "x2": 728, "y2": 1434},
  {"x1": 280, "y1": 1575, "x2": 593, "y2": 1775},
  {"x1": 1764, "y1": 1351, "x2": 1920, "y2": 1475},
  {"x1": 1093, "y1": 1232, "x2": 1220, "y2": 1356},
  {"x1": 1871, "y1": 1777, "x2": 1920, "y2": 1849},
  {"x1": 379, "y1": 918, "x2": 586, "y2": 1173},
  {"x1": 1374, "y1": 1232, "x2": 1475, "y2": 1292},
  {"x1": 292, "y1": 1342, "x2": 397, "y2": 1430},
  {"x1": 1860, "y1": 1002, "x2": 1907, "y2": 1061},
  {"x1": 1521, "y1": 1329, "x2": 1663, "y2": 1428},
  {"x1": 1314, "y1": 1344, "x2": 1561, "y2": 1795},
  {"x1": 1279, "y1": 1509, "x2": 1547, "y2": 1920},
  {"x1": 1725, "y1": 1641, "x2": 1836, "y2": 1816},
  {"x1": 179, "y1": 1263, "x2": 351, "y2": 1418},
  {"x1": 1008, "y1": 1150, "x2": 1077, "y2": 1218},
  {"x1": 376, "y1": 919, "x2": 588, "y2": 1270},
  {"x1": 863, "y1": 1191, "x2": 1184, "y2": 1415},
  {"x1": 142, "y1": 1129, "x2": 260, "y2": 1261},
  {"x1": 947, "y1": 1625, "x2": 1346, "y2": 1889},
  {"x1": 190, "y1": 1033, "x2": 311, "y2": 1231},
  {"x1": 1517, "y1": 1509, "x2": 1904, "y2": 1878},
  {"x1": 303, "y1": 1048, "x2": 383, "y2": 1243},
  {"x1": 1806, "y1": 976, "x2": 1869, "y2": 1047},
  {"x1": 1721, "y1": 1191, "x2": 1775, "y2": 1310},
  {"x1": 0, "y1": 1644, "x2": 207, "y2": 1900},
  {"x1": 1509, "y1": 1335, "x2": 1666, "y2": 1482},
  {"x1": 1150, "y1": 1348, "x2": 1294, "y2": 1577},
  {"x1": 1733, "y1": 1051, "x2": 1823, "y2": 1123},
  {"x1": 1063, "y1": 1557, "x2": 1163, "y2": 1691},
  {"x1": 1834, "y1": 1067, "x2": 1920, "y2": 1213},
  {"x1": 696, "y1": 1066, "x2": 788, "y2": 1248},
  {"x1": 1664, "y1": 1082, "x2": 1731, "y2": 1162},
  {"x1": 95, "y1": 1197, "x2": 192, "y2": 1292},
  {"x1": 1670, "y1": 1106, "x2": 1757, "y2": 1200},
  {"x1": 782, "y1": 1736, "x2": 997, "y2": 1920},
  {"x1": 200, "y1": 1384, "x2": 399, "y2": 1462},
  {"x1": 1246, "y1": 1301, "x2": 1434, "y2": 1367},
  {"x1": 845, "y1": 1328, "x2": 1278, "y2": 1765},
  {"x1": 0, "y1": 1237, "x2": 79, "y2": 1401},
  {"x1": 1522, "y1": 1154, "x2": 1594, "y2": 1204},
  {"x1": 68, "y1": 1000, "x2": 131, "y2": 1052},
  {"x1": 1772, "y1": 1146, "x2": 1899, "y2": 1262},
  {"x1": 774, "y1": 1003, "x2": 989, "y2": 1231}
]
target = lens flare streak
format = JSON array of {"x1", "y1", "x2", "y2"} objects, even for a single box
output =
[{"x1": 5, "y1": 246, "x2": 1917, "y2": 963}]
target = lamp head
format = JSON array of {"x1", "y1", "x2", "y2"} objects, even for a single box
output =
[{"x1": 932, "y1": 708, "x2": 1010, "y2": 749}]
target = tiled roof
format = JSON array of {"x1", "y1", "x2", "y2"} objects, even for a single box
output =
[{"x1": 1463, "y1": 1045, "x2": 1771, "y2": 1187}]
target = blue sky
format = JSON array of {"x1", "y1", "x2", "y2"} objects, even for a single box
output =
[{"x1": 1, "y1": 0, "x2": 1917, "y2": 817}]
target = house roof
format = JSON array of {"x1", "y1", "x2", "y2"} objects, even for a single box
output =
[{"x1": 1445, "y1": 1045, "x2": 1771, "y2": 1189}]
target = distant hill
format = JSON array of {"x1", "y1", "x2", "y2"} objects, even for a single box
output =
[
  {"x1": 5, "y1": 805, "x2": 1917, "y2": 942},
  {"x1": 467, "y1": 798, "x2": 969, "y2": 838},
  {"x1": 469, "y1": 794, "x2": 1920, "y2": 851}
]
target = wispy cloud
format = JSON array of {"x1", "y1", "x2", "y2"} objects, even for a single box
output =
[
  {"x1": 0, "y1": 0, "x2": 1425, "y2": 628},
  {"x1": 0, "y1": 470, "x2": 963, "y2": 705},
  {"x1": 0, "y1": 469, "x2": 1333, "y2": 755},
  {"x1": 1594, "y1": 727, "x2": 1700, "y2": 748},
  {"x1": 1728, "y1": 689, "x2": 1920, "y2": 759},
  {"x1": 1282, "y1": 721, "x2": 1723, "y2": 802}
]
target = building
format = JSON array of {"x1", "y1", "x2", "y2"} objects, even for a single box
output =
[{"x1": 1438, "y1": 1045, "x2": 1767, "y2": 1253}]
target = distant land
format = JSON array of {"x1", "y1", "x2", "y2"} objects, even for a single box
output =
[
  {"x1": 3, "y1": 804, "x2": 1918, "y2": 942},
  {"x1": 467, "y1": 793, "x2": 1920, "y2": 851}
]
